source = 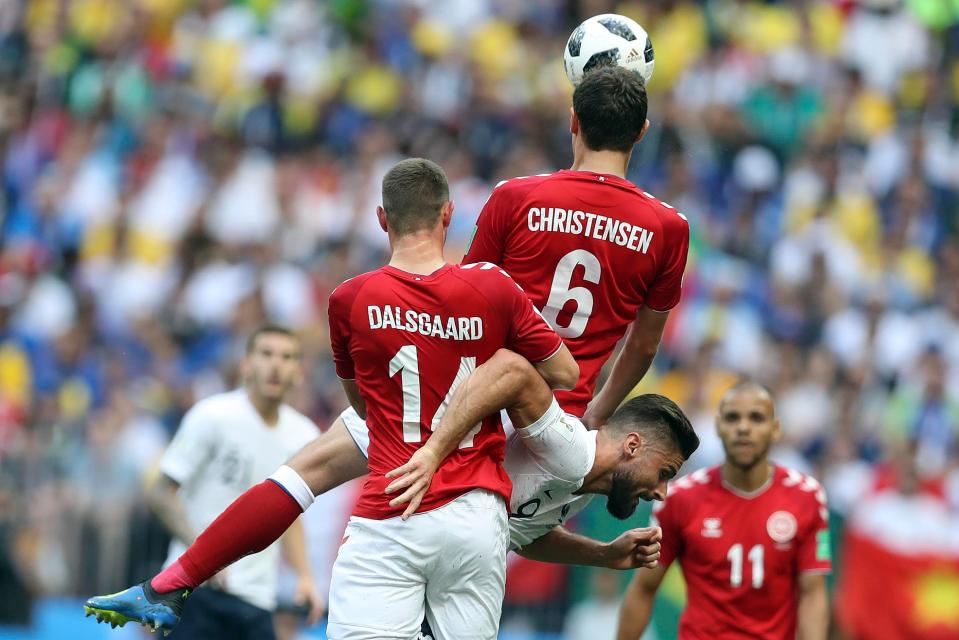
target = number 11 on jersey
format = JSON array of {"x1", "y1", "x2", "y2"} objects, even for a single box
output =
[
  {"x1": 727, "y1": 543, "x2": 764, "y2": 588},
  {"x1": 388, "y1": 346, "x2": 482, "y2": 448}
]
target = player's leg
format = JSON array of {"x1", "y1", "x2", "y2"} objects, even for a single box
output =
[
  {"x1": 422, "y1": 490, "x2": 509, "y2": 640},
  {"x1": 154, "y1": 413, "x2": 367, "y2": 591},
  {"x1": 84, "y1": 411, "x2": 369, "y2": 632},
  {"x1": 326, "y1": 517, "x2": 429, "y2": 640}
]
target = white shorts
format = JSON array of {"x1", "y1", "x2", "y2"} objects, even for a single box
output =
[{"x1": 326, "y1": 489, "x2": 509, "y2": 640}]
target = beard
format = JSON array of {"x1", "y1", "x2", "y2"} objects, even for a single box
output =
[{"x1": 605, "y1": 469, "x2": 641, "y2": 520}]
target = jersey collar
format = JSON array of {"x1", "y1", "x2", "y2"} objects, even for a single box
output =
[
  {"x1": 717, "y1": 464, "x2": 777, "y2": 500},
  {"x1": 381, "y1": 263, "x2": 452, "y2": 282}
]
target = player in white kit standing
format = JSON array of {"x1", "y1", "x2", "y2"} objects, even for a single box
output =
[{"x1": 138, "y1": 326, "x2": 323, "y2": 639}]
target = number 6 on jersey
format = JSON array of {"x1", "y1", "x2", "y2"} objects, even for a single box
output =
[{"x1": 542, "y1": 249, "x2": 601, "y2": 339}]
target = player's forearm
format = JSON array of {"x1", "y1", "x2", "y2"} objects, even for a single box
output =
[
  {"x1": 147, "y1": 484, "x2": 199, "y2": 547},
  {"x1": 797, "y1": 576, "x2": 829, "y2": 640},
  {"x1": 281, "y1": 519, "x2": 313, "y2": 583},
  {"x1": 616, "y1": 577, "x2": 656, "y2": 640},
  {"x1": 516, "y1": 526, "x2": 613, "y2": 567},
  {"x1": 424, "y1": 350, "x2": 531, "y2": 460},
  {"x1": 533, "y1": 344, "x2": 579, "y2": 391},
  {"x1": 587, "y1": 335, "x2": 657, "y2": 423}
]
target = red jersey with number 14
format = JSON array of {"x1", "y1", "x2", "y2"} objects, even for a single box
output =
[
  {"x1": 464, "y1": 170, "x2": 689, "y2": 416},
  {"x1": 328, "y1": 263, "x2": 563, "y2": 520},
  {"x1": 652, "y1": 465, "x2": 833, "y2": 640}
]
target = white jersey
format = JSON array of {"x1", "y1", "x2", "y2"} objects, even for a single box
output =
[
  {"x1": 341, "y1": 401, "x2": 595, "y2": 552},
  {"x1": 160, "y1": 389, "x2": 319, "y2": 611}
]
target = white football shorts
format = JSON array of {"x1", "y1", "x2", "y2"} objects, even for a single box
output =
[{"x1": 326, "y1": 489, "x2": 508, "y2": 640}]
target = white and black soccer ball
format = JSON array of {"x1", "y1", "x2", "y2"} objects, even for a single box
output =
[{"x1": 564, "y1": 14, "x2": 655, "y2": 87}]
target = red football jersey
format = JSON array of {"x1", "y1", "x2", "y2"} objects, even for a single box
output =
[
  {"x1": 463, "y1": 170, "x2": 689, "y2": 416},
  {"x1": 652, "y1": 465, "x2": 832, "y2": 640},
  {"x1": 328, "y1": 263, "x2": 563, "y2": 520}
]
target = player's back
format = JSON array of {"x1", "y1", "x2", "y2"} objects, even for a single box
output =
[
  {"x1": 464, "y1": 170, "x2": 689, "y2": 416},
  {"x1": 328, "y1": 263, "x2": 562, "y2": 520},
  {"x1": 652, "y1": 465, "x2": 831, "y2": 640}
]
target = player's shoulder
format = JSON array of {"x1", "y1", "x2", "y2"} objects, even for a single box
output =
[
  {"x1": 454, "y1": 262, "x2": 524, "y2": 292},
  {"x1": 661, "y1": 466, "x2": 718, "y2": 506},
  {"x1": 483, "y1": 172, "x2": 559, "y2": 212},
  {"x1": 330, "y1": 270, "x2": 383, "y2": 302},
  {"x1": 489, "y1": 172, "x2": 557, "y2": 199},
  {"x1": 182, "y1": 389, "x2": 245, "y2": 429},
  {"x1": 279, "y1": 404, "x2": 321, "y2": 439},
  {"x1": 633, "y1": 186, "x2": 690, "y2": 231},
  {"x1": 774, "y1": 465, "x2": 829, "y2": 510}
]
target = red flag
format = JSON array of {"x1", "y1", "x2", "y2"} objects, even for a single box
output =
[{"x1": 836, "y1": 491, "x2": 959, "y2": 640}]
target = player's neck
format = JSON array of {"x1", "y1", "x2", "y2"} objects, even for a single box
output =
[
  {"x1": 246, "y1": 388, "x2": 281, "y2": 426},
  {"x1": 571, "y1": 149, "x2": 631, "y2": 179},
  {"x1": 388, "y1": 231, "x2": 447, "y2": 275},
  {"x1": 721, "y1": 460, "x2": 773, "y2": 493},
  {"x1": 577, "y1": 433, "x2": 618, "y2": 494}
]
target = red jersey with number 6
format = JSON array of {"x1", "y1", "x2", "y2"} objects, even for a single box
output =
[
  {"x1": 652, "y1": 465, "x2": 833, "y2": 640},
  {"x1": 463, "y1": 170, "x2": 689, "y2": 417},
  {"x1": 328, "y1": 263, "x2": 563, "y2": 520}
]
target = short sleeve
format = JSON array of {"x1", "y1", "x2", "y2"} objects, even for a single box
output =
[
  {"x1": 328, "y1": 283, "x2": 356, "y2": 380},
  {"x1": 650, "y1": 495, "x2": 683, "y2": 568},
  {"x1": 504, "y1": 277, "x2": 563, "y2": 363},
  {"x1": 645, "y1": 214, "x2": 690, "y2": 312},
  {"x1": 159, "y1": 402, "x2": 218, "y2": 485},
  {"x1": 797, "y1": 487, "x2": 833, "y2": 574},
  {"x1": 463, "y1": 186, "x2": 509, "y2": 265}
]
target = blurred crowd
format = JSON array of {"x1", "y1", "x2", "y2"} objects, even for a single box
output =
[{"x1": 1, "y1": 0, "x2": 958, "y2": 636}]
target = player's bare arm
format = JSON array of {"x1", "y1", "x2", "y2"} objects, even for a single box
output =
[
  {"x1": 385, "y1": 348, "x2": 575, "y2": 518},
  {"x1": 797, "y1": 572, "x2": 829, "y2": 640},
  {"x1": 146, "y1": 474, "x2": 200, "y2": 548},
  {"x1": 583, "y1": 305, "x2": 669, "y2": 429},
  {"x1": 339, "y1": 378, "x2": 367, "y2": 420},
  {"x1": 517, "y1": 525, "x2": 662, "y2": 570},
  {"x1": 616, "y1": 564, "x2": 667, "y2": 640},
  {"x1": 280, "y1": 519, "x2": 325, "y2": 625},
  {"x1": 533, "y1": 342, "x2": 579, "y2": 391}
]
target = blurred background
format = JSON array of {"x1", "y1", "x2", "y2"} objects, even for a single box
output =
[{"x1": 0, "y1": 0, "x2": 958, "y2": 638}]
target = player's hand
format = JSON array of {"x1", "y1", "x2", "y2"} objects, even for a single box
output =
[
  {"x1": 294, "y1": 577, "x2": 325, "y2": 626},
  {"x1": 581, "y1": 405, "x2": 609, "y2": 430},
  {"x1": 384, "y1": 446, "x2": 441, "y2": 520},
  {"x1": 603, "y1": 527, "x2": 662, "y2": 570}
]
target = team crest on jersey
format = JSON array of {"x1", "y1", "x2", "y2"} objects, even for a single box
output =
[
  {"x1": 701, "y1": 517, "x2": 722, "y2": 538},
  {"x1": 767, "y1": 511, "x2": 798, "y2": 543}
]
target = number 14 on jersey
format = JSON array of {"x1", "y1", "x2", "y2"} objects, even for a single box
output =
[{"x1": 388, "y1": 345, "x2": 482, "y2": 448}]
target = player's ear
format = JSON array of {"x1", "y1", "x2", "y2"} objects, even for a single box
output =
[
  {"x1": 441, "y1": 201, "x2": 454, "y2": 228},
  {"x1": 376, "y1": 206, "x2": 388, "y2": 233},
  {"x1": 570, "y1": 107, "x2": 579, "y2": 135},
  {"x1": 635, "y1": 119, "x2": 650, "y2": 144},
  {"x1": 771, "y1": 417, "x2": 782, "y2": 443},
  {"x1": 624, "y1": 432, "x2": 642, "y2": 458}
]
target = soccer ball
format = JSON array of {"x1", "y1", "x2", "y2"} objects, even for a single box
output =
[{"x1": 563, "y1": 14, "x2": 655, "y2": 87}]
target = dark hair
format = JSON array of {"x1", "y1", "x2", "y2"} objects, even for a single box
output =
[
  {"x1": 381, "y1": 158, "x2": 450, "y2": 235},
  {"x1": 572, "y1": 65, "x2": 648, "y2": 153},
  {"x1": 607, "y1": 394, "x2": 699, "y2": 459},
  {"x1": 246, "y1": 324, "x2": 298, "y2": 354}
]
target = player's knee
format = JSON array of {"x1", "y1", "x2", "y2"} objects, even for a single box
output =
[{"x1": 492, "y1": 349, "x2": 539, "y2": 385}]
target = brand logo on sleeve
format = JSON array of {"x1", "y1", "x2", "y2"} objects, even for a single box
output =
[
  {"x1": 767, "y1": 511, "x2": 798, "y2": 543},
  {"x1": 701, "y1": 517, "x2": 723, "y2": 538}
]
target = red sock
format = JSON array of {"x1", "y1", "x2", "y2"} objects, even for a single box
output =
[{"x1": 151, "y1": 480, "x2": 302, "y2": 593}]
